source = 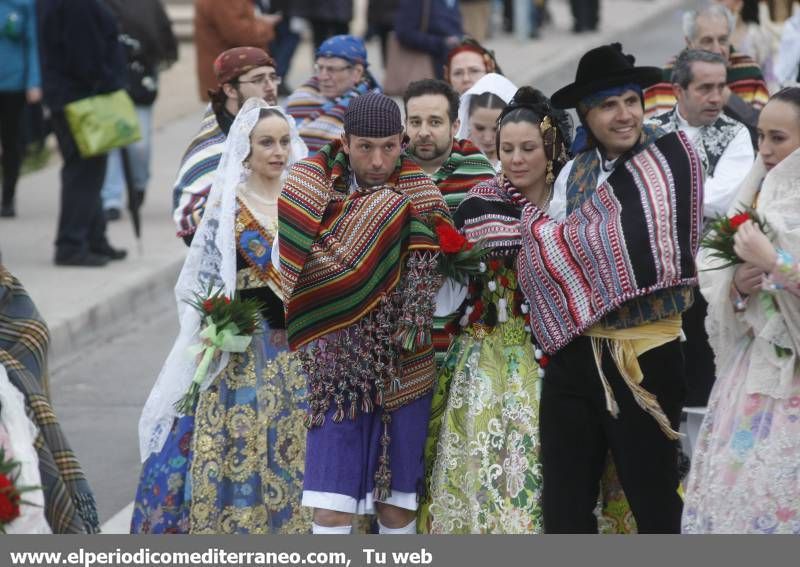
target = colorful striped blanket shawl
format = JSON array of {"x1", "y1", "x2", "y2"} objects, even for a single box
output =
[
  {"x1": 172, "y1": 106, "x2": 226, "y2": 237},
  {"x1": 286, "y1": 76, "x2": 380, "y2": 154},
  {"x1": 429, "y1": 138, "x2": 497, "y2": 213},
  {"x1": 279, "y1": 142, "x2": 448, "y2": 351},
  {"x1": 517, "y1": 131, "x2": 704, "y2": 353}
]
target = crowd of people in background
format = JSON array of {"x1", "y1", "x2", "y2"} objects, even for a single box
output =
[{"x1": 2, "y1": 0, "x2": 800, "y2": 535}]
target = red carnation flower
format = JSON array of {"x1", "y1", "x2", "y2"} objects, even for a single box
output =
[
  {"x1": 467, "y1": 300, "x2": 485, "y2": 324},
  {"x1": 730, "y1": 212, "x2": 751, "y2": 229},
  {"x1": 435, "y1": 221, "x2": 468, "y2": 254},
  {"x1": 223, "y1": 296, "x2": 231, "y2": 304},
  {"x1": 489, "y1": 259, "x2": 501, "y2": 272},
  {"x1": 538, "y1": 354, "x2": 550, "y2": 368},
  {"x1": 203, "y1": 299, "x2": 214, "y2": 312},
  {"x1": 0, "y1": 474, "x2": 21, "y2": 524},
  {"x1": 499, "y1": 275, "x2": 510, "y2": 288}
]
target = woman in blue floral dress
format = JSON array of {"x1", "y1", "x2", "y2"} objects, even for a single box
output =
[{"x1": 131, "y1": 101, "x2": 310, "y2": 533}]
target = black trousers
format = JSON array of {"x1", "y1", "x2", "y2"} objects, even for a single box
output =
[
  {"x1": 681, "y1": 290, "x2": 717, "y2": 406},
  {"x1": 51, "y1": 111, "x2": 109, "y2": 260},
  {"x1": 0, "y1": 91, "x2": 26, "y2": 207},
  {"x1": 540, "y1": 335, "x2": 686, "y2": 533},
  {"x1": 569, "y1": 0, "x2": 599, "y2": 31}
]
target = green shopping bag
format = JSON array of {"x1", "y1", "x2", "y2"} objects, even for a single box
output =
[{"x1": 64, "y1": 90, "x2": 142, "y2": 158}]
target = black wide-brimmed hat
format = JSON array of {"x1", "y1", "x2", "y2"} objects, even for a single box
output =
[{"x1": 551, "y1": 43, "x2": 663, "y2": 109}]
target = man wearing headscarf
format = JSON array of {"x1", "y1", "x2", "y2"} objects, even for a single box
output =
[
  {"x1": 516, "y1": 43, "x2": 704, "y2": 533},
  {"x1": 286, "y1": 35, "x2": 380, "y2": 154},
  {"x1": 173, "y1": 47, "x2": 279, "y2": 243},
  {"x1": 277, "y1": 93, "x2": 449, "y2": 535}
]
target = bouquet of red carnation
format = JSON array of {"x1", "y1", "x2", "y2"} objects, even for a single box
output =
[
  {"x1": 434, "y1": 218, "x2": 490, "y2": 284},
  {"x1": 701, "y1": 208, "x2": 770, "y2": 270},
  {"x1": 0, "y1": 448, "x2": 39, "y2": 533},
  {"x1": 175, "y1": 285, "x2": 265, "y2": 415}
]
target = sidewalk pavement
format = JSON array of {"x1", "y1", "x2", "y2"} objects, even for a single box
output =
[{"x1": 0, "y1": 0, "x2": 682, "y2": 365}]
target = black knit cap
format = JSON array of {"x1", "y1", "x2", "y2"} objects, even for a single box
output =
[{"x1": 344, "y1": 92, "x2": 403, "y2": 138}]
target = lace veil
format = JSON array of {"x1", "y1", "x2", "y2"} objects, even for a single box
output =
[{"x1": 138, "y1": 99, "x2": 308, "y2": 460}]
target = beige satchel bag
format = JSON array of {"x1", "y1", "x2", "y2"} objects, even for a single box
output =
[{"x1": 382, "y1": 0, "x2": 436, "y2": 96}]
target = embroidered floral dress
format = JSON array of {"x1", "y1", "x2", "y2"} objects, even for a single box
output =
[
  {"x1": 682, "y1": 252, "x2": 800, "y2": 534},
  {"x1": 418, "y1": 178, "x2": 544, "y2": 534},
  {"x1": 131, "y1": 200, "x2": 309, "y2": 534},
  {"x1": 683, "y1": 152, "x2": 800, "y2": 534}
]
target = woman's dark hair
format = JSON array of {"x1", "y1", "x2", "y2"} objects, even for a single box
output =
[
  {"x1": 244, "y1": 108, "x2": 290, "y2": 163},
  {"x1": 468, "y1": 92, "x2": 507, "y2": 116},
  {"x1": 256, "y1": 107, "x2": 286, "y2": 122},
  {"x1": 495, "y1": 87, "x2": 572, "y2": 182},
  {"x1": 741, "y1": 0, "x2": 760, "y2": 24},
  {"x1": 771, "y1": 86, "x2": 800, "y2": 113}
]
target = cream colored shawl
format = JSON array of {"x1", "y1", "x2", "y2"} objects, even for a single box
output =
[{"x1": 700, "y1": 147, "x2": 800, "y2": 399}]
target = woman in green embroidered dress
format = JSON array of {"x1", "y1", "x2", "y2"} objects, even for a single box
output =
[{"x1": 418, "y1": 88, "x2": 570, "y2": 533}]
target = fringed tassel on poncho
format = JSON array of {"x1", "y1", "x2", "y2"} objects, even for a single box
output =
[{"x1": 300, "y1": 250, "x2": 440, "y2": 428}]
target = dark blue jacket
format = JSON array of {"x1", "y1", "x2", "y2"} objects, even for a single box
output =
[
  {"x1": 38, "y1": 0, "x2": 126, "y2": 110},
  {"x1": 395, "y1": 0, "x2": 462, "y2": 79}
]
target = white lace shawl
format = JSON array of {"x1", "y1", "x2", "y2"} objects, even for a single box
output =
[
  {"x1": 138, "y1": 100, "x2": 308, "y2": 460},
  {"x1": 700, "y1": 147, "x2": 800, "y2": 399}
]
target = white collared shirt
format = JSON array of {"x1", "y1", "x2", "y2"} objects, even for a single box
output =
[{"x1": 675, "y1": 108, "x2": 755, "y2": 218}]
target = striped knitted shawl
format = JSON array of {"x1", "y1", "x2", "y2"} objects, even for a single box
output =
[
  {"x1": 172, "y1": 106, "x2": 226, "y2": 237},
  {"x1": 286, "y1": 76, "x2": 380, "y2": 154},
  {"x1": 428, "y1": 138, "x2": 497, "y2": 213},
  {"x1": 644, "y1": 51, "x2": 769, "y2": 118},
  {"x1": 0, "y1": 267, "x2": 99, "y2": 533},
  {"x1": 456, "y1": 176, "x2": 528, "y2": 248},
  {"x1": 278, "y1": 140, "x2": 449, "y2": 351},
  {"x1": 517, "y1": 131, "x2": 704, "y2": 354}
]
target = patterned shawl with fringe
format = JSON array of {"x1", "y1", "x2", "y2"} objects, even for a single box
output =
[
  {"x1": 0, "y1": 267, "x2": 100, "y2": 533},
  {"x1": 517, "y1": 131, "x2": 704, "y2": 354},
  {"x1": 286, "y1": 76, "x2": 380, "y2": 154},
  {"x1": 279, "y1": 140, "x2": 449, "y2": 416}
]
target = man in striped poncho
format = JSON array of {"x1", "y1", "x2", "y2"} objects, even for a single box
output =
[
  {"x1": 643, "y1": 3, "x2": 768, "y2": 145},
  {"x1": 277, "y1": 93, "x2": 449, "y2": 535},
  {"x1": 402, "y1": 79, "x2": 496, "y2": 364}
]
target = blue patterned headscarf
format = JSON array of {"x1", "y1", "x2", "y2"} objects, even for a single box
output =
[
  {"x1": 315, "y1": 35, "x2": 369, "y2": 67},
  {"x1": 571, "y1": 83, "x2": 643, "y2": 154}
]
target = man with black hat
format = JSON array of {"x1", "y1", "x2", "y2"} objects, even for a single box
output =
[
  {"x1": 172, "y1": 46, "x2": 280, "y2": 243},
  {"x1": 277, "y1": 93, "x2": 450, "y2": 535},
  {"x1": 518, "y1": 43, "x2": 704, "y2": 533}
]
